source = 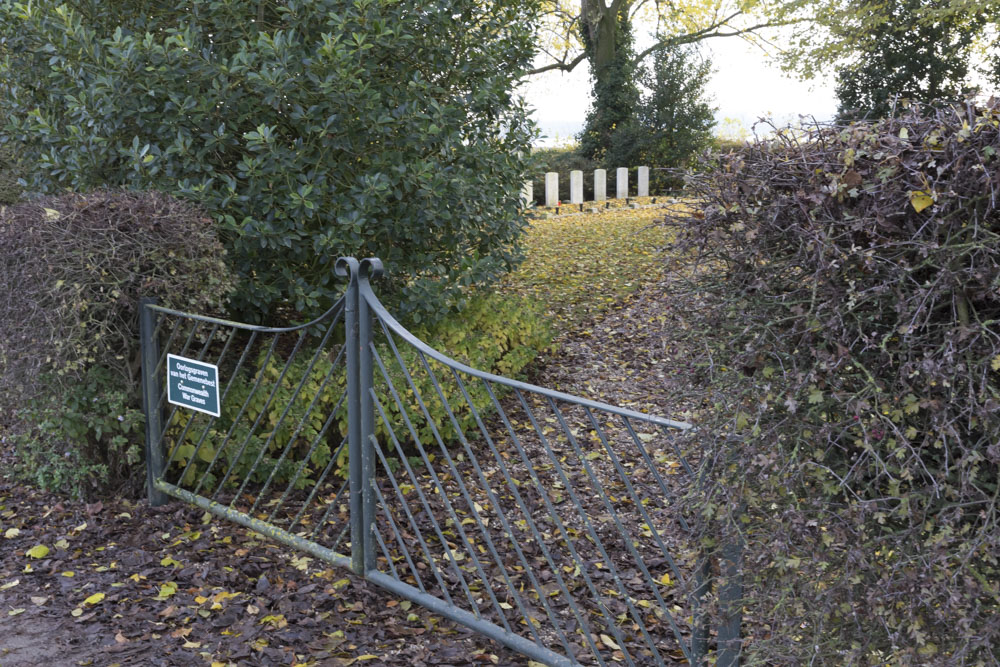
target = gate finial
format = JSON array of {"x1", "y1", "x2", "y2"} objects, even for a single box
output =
[
  {"x1": 359, "y1": 257, "x2": 384, "y2": 281},
  {"x1": 335, "y1": 256, "x2": 383, "y2": 282},
  {"x1": 334, "y1": 256, "x2": 359, "y2": 279}
]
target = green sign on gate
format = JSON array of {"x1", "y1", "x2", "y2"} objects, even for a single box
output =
[{"x1": 166, "y1": 354, "x2": 221, "y2": 417}]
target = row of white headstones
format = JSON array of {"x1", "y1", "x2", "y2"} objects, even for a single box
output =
[{"x1": 523, "y1": 166, "x2": 651, "y2": 207}]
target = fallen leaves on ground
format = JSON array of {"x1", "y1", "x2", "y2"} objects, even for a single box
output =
[{"x1": 0, "y1": 483, "x2": 527, "y2": 666}]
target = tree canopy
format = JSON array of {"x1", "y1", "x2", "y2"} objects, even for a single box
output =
[
  {"x1": 835, "y1": 0, "x2": 986, "y2": 120},
  {"x1": 779, "y1": 0, "x2": 1000, "y2": 83}
]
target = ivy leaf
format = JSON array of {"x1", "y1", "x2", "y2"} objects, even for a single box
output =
[{"x1": 154, "y1": 582, "x2": 178, "y2": 600}]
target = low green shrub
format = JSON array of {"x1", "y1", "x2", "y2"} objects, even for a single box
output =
[
  {"x1": 166, "y1": 293, "x2": 552, "y2": 492},
  {"x1": 1, "y1": 190, "x2": 235, "y2": 498},
  {"x1": 12, "y1": 367, "x2": 144, "y2": 496},
  {"x1": 0, "y1": 142, "x2": 21, "y2": 204}
]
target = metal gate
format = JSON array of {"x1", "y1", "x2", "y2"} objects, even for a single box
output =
[{"x1": 141, "y1": 256, "x2": 741, "y2": 666}]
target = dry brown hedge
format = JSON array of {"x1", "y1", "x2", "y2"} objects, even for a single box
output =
[
  {"x1": 0, "y1": 190, "x2": 234, "y2": 496},
  {"x1": 669, "y1": 99, "x2": 1000, "y2": 664}
]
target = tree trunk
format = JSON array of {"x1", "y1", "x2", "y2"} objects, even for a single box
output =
[{"x1": 581, "y1": 0, "x2": 619, "y2": 84}]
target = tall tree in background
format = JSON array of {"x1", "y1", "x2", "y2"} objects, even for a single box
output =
[
  {"x1": 578, "y1": 1, "x2": 639, "y2": 160},
  {"x1": 835, "y1": 0, "x2": 986, "y2": 120},
  {"x1": 634, "y1": 45, "x2": 716, "y2": 182},
  {"x1": 534, "y1": 0, "x2": 796, "y2": 158},
  {"x1": 780, "y1": 0, "x2": 1000, "y2": 83}
]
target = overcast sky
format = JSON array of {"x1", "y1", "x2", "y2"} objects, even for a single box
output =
[{"x1": 522, "y1": 34, "x2": 839, "y2": 146}]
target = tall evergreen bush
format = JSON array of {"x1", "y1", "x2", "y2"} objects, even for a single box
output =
[{"x1": 0, "y1": 0, "x2": 540, "y2": 324}]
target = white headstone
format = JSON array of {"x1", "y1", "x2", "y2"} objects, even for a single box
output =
[
  {"x1": 594, "y1": 169, "x2": 606, "y2": 201},
  {"x1": 521, "y1": 181, "x2": 533, "y2": 207},
  {"x1": 570, "y1": 170, "x2": 583, "y2": 204},
  {"x1": 616, "y1": 167, "x2": 628, "y2": 199},
  {"x1": 637, "y1": 166, "x2": 649, "y2": 197},
  {"x1": 544, "y1": 172, "x2": 559, "y2": 207}
]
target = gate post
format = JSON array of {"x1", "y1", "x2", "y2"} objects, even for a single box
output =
[
  {"x1": 140, "y1": 298, "x2": 169, "y2": 507},
  {"x1": 717, "y1": 535, "x2": 744, "y2": 667},
  {"x1": 690, "y1": 555, "x2": 710, "y2": 664},
  {"x1": 358, "y1": 266, "x2": 376, "y2": 574},
  {"x1": 342, "y1": 260, "x2": 365, "y2": 576}
]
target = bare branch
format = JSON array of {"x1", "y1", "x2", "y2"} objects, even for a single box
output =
[
  {"x1": 526, "y1": 51, "x2": 589, "y2": 75},
  {"x1": 632, "y1": 16, "x2": 806, "y2": 64}
]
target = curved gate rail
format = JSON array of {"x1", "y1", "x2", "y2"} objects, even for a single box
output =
[{"x1": 141, "y1": 257, "x2": 742, "y2": 666}]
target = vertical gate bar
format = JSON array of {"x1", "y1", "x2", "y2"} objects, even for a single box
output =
[
  {"x1": 717, "y1": 537, "x2": 743, "y2": 667},
  {"x1": 140, "y1": 298, "x2": 168, "y2": 507},
  {"x1": 359, "y1": 292, "x2": 376, "y2": 574},
  {"x1": 344, "y1": 266, "x2": 364, "y2": 575}
]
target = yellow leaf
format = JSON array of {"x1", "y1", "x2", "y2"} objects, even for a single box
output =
[
  {"x1": 71, "y1": 607, "x2": 83, "y2": 617},
  {"x1": 355, "y1": 656, "x2": 380, "y2": 661},
  {"x1": 160, "y1": 556, "x2": 181, "y2": 568},
  {"x1": 909, "y1": 191, "x2": 934, "y2": 213},
  {"x1": 659, "y1": 572, "x2": 671, "y2": 586},
  {"x1": 43, "y1": 207, "x2": 61, "y2": 221},
  {"x1": 991, "y1": 355, "x2": 1000, "y2": 372},
  {"x1": 600, "y1": 634, "x2": 621, "y2": 651},
  {"x1": 84, "y1": 592, "x2": 105, "y2": 605},
  {"x1": 26, "y1": 545, "x2": 50, "y2": 559},
  {"x1": 155, "y1": 582, "x2": 178, "y2": 599},
  {"x1": 4, "y1": 528, "x2": 20, "y2": 538}
]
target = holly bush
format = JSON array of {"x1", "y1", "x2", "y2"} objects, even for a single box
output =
[{"x1": 0, "y1": 0, "x2": 540, "y2": 325}]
